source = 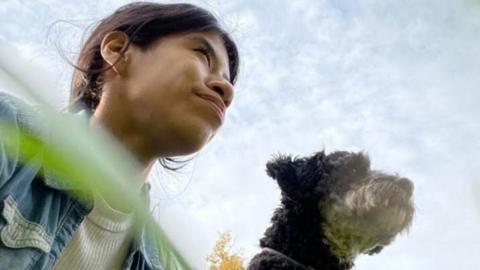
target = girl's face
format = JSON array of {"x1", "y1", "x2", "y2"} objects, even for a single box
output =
[{"x1": 120, "y1": 31, "x2": 234, "y2": 157}]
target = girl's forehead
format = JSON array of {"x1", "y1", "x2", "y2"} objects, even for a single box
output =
[{"x1": 156, "y1": 31, "x2": 223, "y2": 44}]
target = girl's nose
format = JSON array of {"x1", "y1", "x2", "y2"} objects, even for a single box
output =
[{"x1": 206, "y1": 79, "x2": 234, "y2": 108}]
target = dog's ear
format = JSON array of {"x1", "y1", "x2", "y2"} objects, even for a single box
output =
[
  {"x1": 266, "y1": 154, "x2": 304, "y2": 199},
  {"x1": 266, "y1": 153, "x2": 330, "y2": 201},
  {"x1": 266, "y1": 154, "x2": 297, "y2": 181},
  {"x1": 296, "y1": 151, "x2": 329, "y2": 197}
]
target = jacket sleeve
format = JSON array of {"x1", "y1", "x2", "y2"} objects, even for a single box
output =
[{"x1": 0, "y1": 92, "x2": 21, "y2": 188}]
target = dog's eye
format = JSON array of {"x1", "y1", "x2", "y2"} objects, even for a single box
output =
[{"x1": 366, "y1": 245, "x2": 384, "y2": 255}]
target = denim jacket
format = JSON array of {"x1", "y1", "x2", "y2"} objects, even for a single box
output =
[{"x1": 0, "y1": 92, "x2": 164, "y2": 270}]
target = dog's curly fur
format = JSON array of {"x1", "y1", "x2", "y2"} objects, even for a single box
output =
[{"x1": 248, "y1": 151, "x2": 414, "y2": 270}]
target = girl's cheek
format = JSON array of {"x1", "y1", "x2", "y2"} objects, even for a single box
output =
[{"x1": 183, "y1": 61, "x2": 208, "y2": 82}]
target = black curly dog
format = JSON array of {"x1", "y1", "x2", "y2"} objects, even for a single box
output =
[{"x1": 248, "y1": 151, "x2": 414, "y2": 270}]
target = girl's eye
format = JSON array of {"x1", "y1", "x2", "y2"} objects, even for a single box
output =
[{"x1": 194, "y1": 47, "x2": 211, "y2": 67}]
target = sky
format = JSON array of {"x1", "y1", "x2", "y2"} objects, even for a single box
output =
[{"x1": 1, "y1": 0, "x2": 480, "y2": 269}]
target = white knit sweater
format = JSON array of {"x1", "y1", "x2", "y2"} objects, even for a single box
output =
[{"x1": 52, "y1": 191, "x2": 134, "y2": 270}]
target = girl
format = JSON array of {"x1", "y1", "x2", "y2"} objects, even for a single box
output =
[{"x1": 0, "y1": 2, "x2": 239, "y2": 269}]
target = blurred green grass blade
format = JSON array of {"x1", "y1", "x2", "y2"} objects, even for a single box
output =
[
  {"x1": 0, "y1": 56, "x2": 194, "y2": 268},
  {"x1": 0, "y1": 114, "x2": 193, "y2": 269}
]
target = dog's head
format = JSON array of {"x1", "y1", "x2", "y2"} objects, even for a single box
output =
[
  {"x1": 266, "y1": 151, "x2": 414, "y2": 261},
  {"x1": 266, "y1": 151, "x2": 370, "y2": 201}
]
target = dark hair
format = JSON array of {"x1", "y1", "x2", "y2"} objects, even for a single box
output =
[
  {"x1": 69, "y1": 1, "x2": 239, "y2": 113},
  {"x1": 68, "y1": 2, "x2": 240, "y2": 171}
]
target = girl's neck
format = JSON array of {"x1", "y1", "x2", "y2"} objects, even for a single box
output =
[{"x1": 89, "y1": 88, "x2": 155, "y2": 170}]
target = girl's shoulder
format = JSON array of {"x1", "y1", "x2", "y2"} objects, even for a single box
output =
[
  {"x1": 0, "y1": 92, "x2": 48, "y2": 137},
  {"x1": 0, "y1": 92, "x2": 37, "y2": 129},
  {"x1": 0, "y1": 91, "x2": 43, "y2": 185}
]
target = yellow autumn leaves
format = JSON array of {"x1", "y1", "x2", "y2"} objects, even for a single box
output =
[{"x1": 206, "y1": 232, "x2": 246, "y2": 270}]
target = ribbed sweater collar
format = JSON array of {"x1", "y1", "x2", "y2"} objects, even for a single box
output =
[{"x1": 87, "y1": 191, "x2": 134, "y2": 232}]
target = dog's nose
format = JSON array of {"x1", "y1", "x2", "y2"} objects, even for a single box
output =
[{"x1": 397, "y1": 178, "x2": 414, "y2": 196}]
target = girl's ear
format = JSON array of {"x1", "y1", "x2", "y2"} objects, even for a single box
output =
[{"x1": 100, "y1": 31, "x2": 130, "y2": 77}]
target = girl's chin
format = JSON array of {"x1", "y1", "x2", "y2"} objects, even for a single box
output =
[
  {"x1": 169, "y1": 127, "x2": 214, "y2": 155},
  {"x1": 149, "y1": 112, "x2": 219, "y2": 156}
]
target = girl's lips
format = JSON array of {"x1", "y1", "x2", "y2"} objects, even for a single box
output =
[{"x1": 197, "y1": 94, "x2": 225, "y2": 121}]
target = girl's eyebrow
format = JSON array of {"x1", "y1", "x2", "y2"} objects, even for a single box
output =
[{"x1": 188, "y1": 36, "x2": 230, "y2": 82}]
